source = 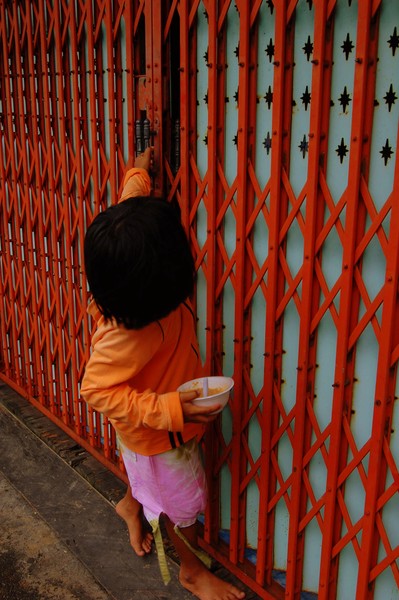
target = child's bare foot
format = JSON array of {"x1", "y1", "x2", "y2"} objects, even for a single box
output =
[
  {"x1": 115, "y1": 494, "x2": 152, "y2": 556},
  {"x1": 180, "y1": 565, "x2": 245, "y2": 600}
]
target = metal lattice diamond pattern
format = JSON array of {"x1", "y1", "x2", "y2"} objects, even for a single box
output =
[{"x1": 1, "y1": 1, "x2": 399, "y2": 599}]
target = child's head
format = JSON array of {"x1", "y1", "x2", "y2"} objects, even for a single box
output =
[{"x1": 84, "y1": 196, "x2": 195, "y2": 329}]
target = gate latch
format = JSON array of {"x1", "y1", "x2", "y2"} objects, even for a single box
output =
[{"x1": 135, "y1": 115, "x2": 154, "y2": 156}]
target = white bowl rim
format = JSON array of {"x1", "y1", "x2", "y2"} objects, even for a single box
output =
[{"x1": 177, "y1": 375, "x2": 234, "y2": 393}]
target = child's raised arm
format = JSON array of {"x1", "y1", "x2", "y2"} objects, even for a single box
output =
[{"x1": 119, "y1": 147, "x2": 153, "y2": 202}]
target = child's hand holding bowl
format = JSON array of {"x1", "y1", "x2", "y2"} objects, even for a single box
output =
[{"x1": 179, "y1": 376, "x2": 234, "y2": 423}]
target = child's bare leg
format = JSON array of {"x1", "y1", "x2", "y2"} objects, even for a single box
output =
[
  {"x1": 115, "y1": 485, "x2": 152, "y2": 556},
  {"x1": 164, "y1": 516, "x2": 245, "y2": 600}
]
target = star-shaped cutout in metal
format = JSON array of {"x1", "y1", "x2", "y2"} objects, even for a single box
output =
[
  {"x1": 204, "y1": 93, "x2": 208, "y2": 105},
  {"x1": 203, "y1": 135, "x2": 208, "y2": 146},
  {"x1": 388, "y1": 27, "x2": 399, "y2": 57},
  {"x1": 234, "y1": 45, "x2": 239, "y2": 59},
  {"x1": 203, "y1": 50, "x2": 209, "y2": 66},
  {"x1": 384, "y1": 84, "x2": 397, "y2": 112},
  {"x1": 301, "y1": 85, "x2": 311, "y2": 110},
  {"x1": 264, "y1": 85, "x2": 273, "y2": 109},
  {"x1": 303, "y1": 35, "x2": 313, "y2": 61},
  {"x1": 263, "y1": 132, "x2": 272, "y2": 155},
  {"x1": 299, "y1": 134, "x2": 308, "y2": 158},
  {"x1": 336, "y1": 138, "x2": 348, "y2": 163},
  {"x1": 234, "y1": 88, "x2": 239, "y2": 103},
  {"x1": 341, "y1": 33, "x2": 354, "y2": 60},
  {"x1": 233, "y1": 133, "x2": 238, "y2": 146},
  {"x1": 265, "y1": 38, "x2": 275, "y2": 63},
  {"x1": 380, "y1": 139, "x2": 393, "y2": 165},
  {"x1": 338, "y1": 86, "x2": 351, "y2": 113}
]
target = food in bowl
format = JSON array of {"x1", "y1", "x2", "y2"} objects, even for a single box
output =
[
  {"x1": 177, "y1": 376, "x2": 234, "y2": 413},
  {"x1": 197, "y1": 386, "x2": 225, "y2": 397}
]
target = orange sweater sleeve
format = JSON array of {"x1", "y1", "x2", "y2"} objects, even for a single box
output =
[
  {"x1": 80, "y1": 321, "x2": 185, "y2": 432},
  {"x1": 119, "y1": 167, "x2": 151, "y2": 202}
]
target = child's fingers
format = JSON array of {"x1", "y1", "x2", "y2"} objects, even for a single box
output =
[
  {"x1": 180, "y1": 392, "x2": 221, "y2": 422},
  {"x1": 134, "y1": 146, "x2": 153, "y2": 171},
  {"x1": 179, "y1": 390, "x2": 198, "y2": 402}
]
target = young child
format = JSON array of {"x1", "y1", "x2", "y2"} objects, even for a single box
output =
[{"x1": 81, "y1": 148, "x2": 245, "y2": 600}]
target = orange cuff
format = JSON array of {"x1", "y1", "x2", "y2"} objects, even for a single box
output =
[{"x1": 119, "y1": 168, "x2": 151, "y2": 203}]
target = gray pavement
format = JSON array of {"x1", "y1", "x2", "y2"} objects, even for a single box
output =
[
  {"x1": 0, "y1": 472, "x2": 112, "y2": 600},
  {"x1": 0, "y1": 383, "x2": 255, "y2": 600}
]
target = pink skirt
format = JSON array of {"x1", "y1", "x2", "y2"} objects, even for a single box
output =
[{"x1": 120, "y1": 437, "x2": 207, "y2": 528}]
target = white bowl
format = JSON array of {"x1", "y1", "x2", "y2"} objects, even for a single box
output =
[{"x1": 177, "y1": 376, "x2": 234, "y2": 414}]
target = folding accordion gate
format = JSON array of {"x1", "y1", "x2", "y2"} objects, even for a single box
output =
[{"x1": 1, "y1": 1, "x2": 399, "y2": 598}]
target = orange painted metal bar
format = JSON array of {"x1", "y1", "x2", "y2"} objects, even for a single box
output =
[
  {"x1": 74, "y1": 2, "x2": 93, "y2": 437},
  {"x1": 0, "y1": 4, "x2": 16, "y2": 380},
  {"x1": 306, "y1": 0, "x2": 335, "y2": 540},
  {"x1": 61, "y1": 0, "x2": 84, "y2": 433},
  {"x1": 52, "y1": 0, "x2": 77, "y2": 428},
  {"x1": 85, "y1": 0, "x2": 108, "y2": 448},
  {"x1": 0, "y1": 2, "x2": 28, "y2": 392},
  {"x1": 319, "y1": 2, "x2": 374, "y2": 597},
  {"x1": 102, "y1": 0, "x2": 121, "y2": 459},
  {"x1": 114, "y1": 7, "x2": 126, "y2": 193},
  {"x1": 93, "y1": 1, "x2": 110, "y2": 214},
  {"x1": 237, "y1": 3, "x2": 259, "y2": 568},
  {"x1": 26, "y1": 2, "x2": 54, "y2": 411},
  {"x1": 199, "y1": 0, "x2": 220, "y2": 548},
  {"x1": 145, "y1": 1, "x2": 163, "y2": 195},
  {"x1": 356, "y1": 82, "x2": 399, "y2": 600},
  {"x1": 256, "y1": 0, "x2": 292, "y2": 588},
  {"x1": 271, "y1": 12, "x2": 297, "y2": 588},
  {"x1": 124, "y1": 0, "x2": 135, "y2": 159},
  {"x1": 68, "y1": 0, "x2": 91, "y2": 438},
  {"x1": 202, "y1": 0, "x2": 218, "y2": 378},
  {"x1": 11, "y1": 2, "x2": 43, "y2": 404},
  {"x1": 152, "y1": 2, "x2": 163, "y2": 194},
  {"x1": 176, "y1": 0, "x2": 190, "y2": 230},
  {"x1": 228, "y1": 0, "x2": 252, "y2": 567},
  {"x1": 105, "y1": 0, "x2": 118, "y2": 205},
  {"x1": 0, "y1": 3, "x2": 14, "y2": 378},
  {"x1": 209, "y1": 0, "x2": 231, "y2": 548},
  {"x1": 37, "y1": 0, "x2": 63, "y2": 418},
  {"x1": 285, "y1": 1, "x2": 330, "y2": 596},
  {"x1": 85, "y1": 0, "x2": 102, "y2": 218}
]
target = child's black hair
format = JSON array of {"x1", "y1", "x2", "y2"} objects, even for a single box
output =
[{"x1": 84, "y1": 196, "x2": 196, "y2": 329}]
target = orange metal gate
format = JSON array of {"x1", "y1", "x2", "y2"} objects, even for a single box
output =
[{"x1": 1, "y1": 1, "x2": 399, "y2": 598}]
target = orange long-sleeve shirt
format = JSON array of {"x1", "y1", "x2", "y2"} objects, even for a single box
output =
[{"x1": 80, "y1": 168, "x2": 205, "y2": 455}]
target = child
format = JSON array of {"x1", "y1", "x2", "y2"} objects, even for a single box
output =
[{"x1": 81, "y1": 148, "x2": 245, "y2": 600}]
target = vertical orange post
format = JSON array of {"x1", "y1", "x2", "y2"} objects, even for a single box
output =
[
  {"x1": 285, "y1": 1, "x2": 329, "y2": 596},
  {"x1": 319, "y1": 2, "x2": 374, "y2": 597},
  {"x1": 256, "y1": 0, "x2": 290, "y2": 589}
]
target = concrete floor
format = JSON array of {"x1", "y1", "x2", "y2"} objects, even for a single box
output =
[
  {"x1": 0, "y1": 382, "x2": 255, "y2": 600},
  {"x1": 0, "y1": 472, "x2": 112, "y2": 600}
]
